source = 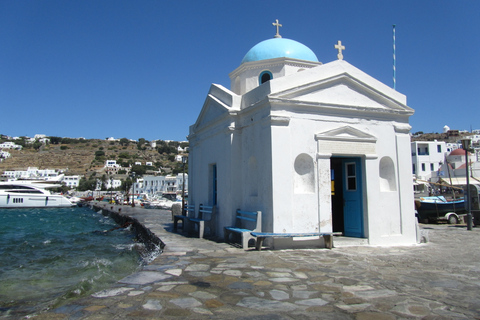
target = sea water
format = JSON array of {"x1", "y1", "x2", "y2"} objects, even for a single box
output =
[{"x1": 0, "y1": 206, "x2": 150, "y2": 318}]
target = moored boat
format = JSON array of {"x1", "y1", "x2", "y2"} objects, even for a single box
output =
[
  {"x1": 415, "y1": 196, "x2": 465, "y2": 223},
  {"x1": 0, "y1": 181, "x2": 74, "y2": 208}
]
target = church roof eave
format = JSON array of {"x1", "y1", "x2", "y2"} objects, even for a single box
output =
[
  {"x1": 268, "y1": 97, "x2": 414, "y2": 118},
  {"x1": 189, "y1": 84, "x2": 240, "y2": 139},
  {"x1": 229, "y1": 57, "x2": 322, "y2": 79}
]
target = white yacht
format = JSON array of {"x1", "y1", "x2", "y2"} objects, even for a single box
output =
[{"x1": 0, "y1": 181, "x2": 74, "y2": 208}]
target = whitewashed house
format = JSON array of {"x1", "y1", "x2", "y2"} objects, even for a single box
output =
[
  {"x1": 0, "y1": 150, "x2": 11, "y2": 159},
  {"x1": 63, "y1": 175, "x2": 82, "y2": 188},
  {"x1": 188, "y1": 26, "x2": 416, "y2": 246},
  {"x1": 105, "y1": 160, "x2": 122, "y2": 174},
  {"x1": 446, "y1": 142, "x2": 461, "y2": 153},
  {"x1": 411, "y1": 141, "x2": 447, "y2": 181},
  {"x1": 0, "y1": 141, "x2": 22, "y2": 150},
  {"x1": 135, "y1": 174, "x2": 188, "y2": 196}
]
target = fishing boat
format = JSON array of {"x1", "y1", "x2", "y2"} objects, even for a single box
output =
[
  {"x1": 0, "y1": 181, "x2": 74, "y2": 208},
  {"x1": 415, "y1": 196, "x2": 465, "y2": 224}
]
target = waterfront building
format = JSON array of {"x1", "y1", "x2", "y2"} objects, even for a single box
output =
[
  {"x1": 2, "y1": 167, "x2": 63, "y2": 181},
  {"x1": 411, "y1": 140, "x2": 447, "y2": 181},
  {"x1": 63, "y1": 175, "x2": 82, "y2": 188},
  {"x1": 132, "y1": 174, "x2": 188, "y2": 196},
  {"x1": 188, "y1": 24, "x2": 416, "y2": 246}
]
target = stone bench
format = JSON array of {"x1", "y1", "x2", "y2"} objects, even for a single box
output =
[
  {"x1": 250, "y1": 232, "x2": 333, "y2": 251},
  {"x1": 173, "y1": 204, "x2": 194, "y2": 232},
  {"x1": 224, "y1": 210, "x2": 262, "y2": 250},
  {"x1": 189, "y1": 204, "x2": 216, "y2": 239}
]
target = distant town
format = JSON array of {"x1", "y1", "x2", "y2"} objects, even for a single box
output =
[
  {"x1": 0, "y1": 134, "x2": 189, "y2": 203},
  {"x1": 1, "y1": 127, "x2": 479, "y2": 200}
]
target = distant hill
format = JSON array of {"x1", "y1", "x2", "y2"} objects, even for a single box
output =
[
  {"x1": 411, "y1": 131, "x2": 474, "y2": 143},
  {"x1": 0, "y1": 138, "x2": 188, "y2": 177}
]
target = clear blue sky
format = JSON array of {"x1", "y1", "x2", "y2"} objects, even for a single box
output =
[{"x1": 1, "y1": 1, "x2": 479, "y2": 141}]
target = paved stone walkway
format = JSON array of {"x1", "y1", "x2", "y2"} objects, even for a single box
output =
[{"x1": 30, "y1": 203, "x2": 480, "y2": 319}]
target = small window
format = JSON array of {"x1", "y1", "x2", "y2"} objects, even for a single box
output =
[
  {"x1": 437, "y1": 145, "x2": 442, "y2": 153},
  {"x1": 259, "y1": 71, "x2": 273, "y2": 85},
  {"x1": 430, "y1": 163, "x2": 434, "y2": 171},
  {"x1": 421, "y1": 163, "x2": 426, "y2": 171},
  {"x1": 345, "y1": 163, "x2": 357, "y2": 191}
]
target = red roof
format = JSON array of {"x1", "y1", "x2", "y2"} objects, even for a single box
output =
[{"x1": 449, "y1": 149, "x2": 471, "y2": 156}]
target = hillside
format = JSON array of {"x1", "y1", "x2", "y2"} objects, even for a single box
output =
[{"x1": 0, "y1": 138, "x2": 187, "y2": 177}]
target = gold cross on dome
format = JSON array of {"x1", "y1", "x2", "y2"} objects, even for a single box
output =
[
  {"x1": 272, "y1": 19, "x2": 282, "y2": 38},
  {"x1": 335, "y1": 40, "x2": 345, "y2": 60}
]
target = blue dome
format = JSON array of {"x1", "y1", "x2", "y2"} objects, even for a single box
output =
[{"x1": 241, "y1": 38, "x2": 319, "y2": 64}]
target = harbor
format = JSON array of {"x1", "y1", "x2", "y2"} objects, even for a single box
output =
[{"x1": 26, "y1": 202, "x2": 480, "y2": 319}]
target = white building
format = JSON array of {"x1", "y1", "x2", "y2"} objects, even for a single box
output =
[
  {"x1": 133, "y1": 174, "x2": 188, "y2": 195},
  {"x1": 446, "y1": 142, "x2": 461, "y2": 153},
  {"x1": 188, "y1": 26, "x2": 416, "y2": 247},
  {"x1": 411, "y1": 141, "x2": 447, "y2": 181},
  {"x1": 105, "y1": 160, "x2": 122, "y2": 174},
  {"x1": 0, "y1": 150, "x2": 11, "y2": 159},
  {"x1": 105, "y1": 160, "x2": 120, "y2": 168},
  {"x1": 63, "y1": 175, "x2": 82, "y2": 188},
  {"x1": 0, "y1": 141, "x2": 22, "y2": 150},
  {"x1": 2, "y1": 167, "x2": 64, "y2": 181}
]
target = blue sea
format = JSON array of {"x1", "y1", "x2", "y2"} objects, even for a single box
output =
[{"x1": 0, "y1": 206, "x2": 154, "y2": 318}]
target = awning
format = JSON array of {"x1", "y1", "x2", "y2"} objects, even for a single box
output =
[{"x1": 440, "y1": 177, "x2": 480, "y2": 186}]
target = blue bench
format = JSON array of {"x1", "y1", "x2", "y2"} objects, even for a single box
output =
[
  {"x1": 250, "y1": 232, "x2": 333, "y2": 251},
  {"x1": 224, "y1": 210, "x2": 262, "y2": 250},
  {"x1": 189, "y1": 204, "x2": 216, "y2": 239},
  {"x1": 173, "y1": 204, "x2": 194, "y2": 232}
]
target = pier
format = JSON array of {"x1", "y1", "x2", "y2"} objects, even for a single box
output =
[{"x1": 32, "y1": 202, "x2": 480, "y2": 319}]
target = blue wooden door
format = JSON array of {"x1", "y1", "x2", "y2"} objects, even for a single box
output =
[{"x1": 342, "y1": 158, "x2": 364, "y2": 237}]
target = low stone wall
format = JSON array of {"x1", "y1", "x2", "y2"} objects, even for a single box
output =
[{"x1": 89, "y1": 203, "x2": 165, "y2": 252}]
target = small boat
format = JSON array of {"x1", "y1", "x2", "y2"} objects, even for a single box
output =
[
  {"x1": 415, "y1": 196, "x2": 465, "y2": 223},
  {"x1": 143, "y1": 197, "x2": 174, "y2": 210},
  {"x1": 0, "y1": 181, "x2": 74, "y2": 208}
]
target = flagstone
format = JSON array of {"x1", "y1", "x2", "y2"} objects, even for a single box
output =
[
  {"x1": 142, "y1": 299, "x2": 163, "y2": 311},
  {"x1": 119, "y1": 271, "x2": 172, "y2": 285},
  {"x1": 170, "y1": 297, "x2": 202, "y2": 308},
  {"x1": 185, "y1": 264, "x2": 210, "y2": 271},
  {"x1": 237, "y1": 297, "x2": 298, "y2": 312},
  {"x1": 295, "y1": 298, "x2": 328, "y2": 306},
  {"x1": 270, "y1": 289, "x2": 289, "y2": 300}
]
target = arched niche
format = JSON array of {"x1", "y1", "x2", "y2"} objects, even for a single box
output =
[{"x1": 379, "y1": 156, "x2": 397, "y2": 192}]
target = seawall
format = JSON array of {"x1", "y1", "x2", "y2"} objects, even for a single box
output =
[{"x1": 88, "y1": 202, "x2": 165, "y2": 252}]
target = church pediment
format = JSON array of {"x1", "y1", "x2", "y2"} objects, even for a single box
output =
[
  {"x1": 315, "y1": 126, "x2": 377, "y2": 143},
  {"x1": 192, "y1": 84, "x2": 239, "y2": 132},
  {"x1": 193, "y1": 95, "x2": 230, "y2": 131},
  {"x1": 269, "y1": 62, "x2": 413, "y2": 115},
  {"x1": 315, "y1": 126, "x2": 377, "y2": 155}
]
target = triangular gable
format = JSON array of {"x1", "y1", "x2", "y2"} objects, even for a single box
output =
[
  {"x1": 315, "y1": 126, "x2": 377, "y2": 143},
  {"x1": 192, "y1": 84, "x2": 238, "y2": 131},
  {"x1": 268, "y1": 61, "x2": 413, "y2": 115}
]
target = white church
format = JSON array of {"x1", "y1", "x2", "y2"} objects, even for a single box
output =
[{"x1": 188, "y1": 21, "x2": 417, "y2": 247}]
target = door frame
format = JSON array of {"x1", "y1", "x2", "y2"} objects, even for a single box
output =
[{"x1": 331, "y1": 156, "x2": 365, "y2": 238}]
